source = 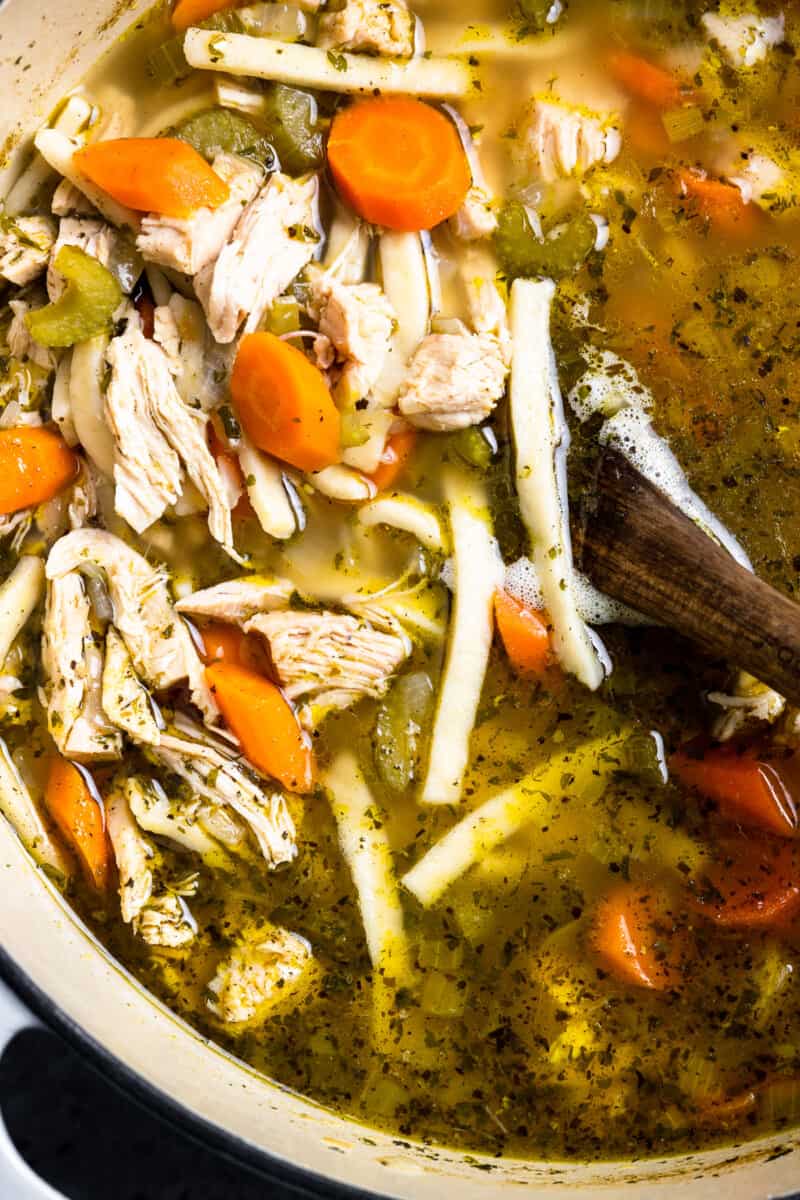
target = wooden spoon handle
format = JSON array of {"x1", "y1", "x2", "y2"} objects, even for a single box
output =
[{"x1": 580, "y1": 448, "x2": 800, "y2": 706}]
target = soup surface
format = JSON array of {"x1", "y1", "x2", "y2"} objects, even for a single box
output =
[{"x1": 2, "y1": 0, "x2": 800, "y2": 1163}]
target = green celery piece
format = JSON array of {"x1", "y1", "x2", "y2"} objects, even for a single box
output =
[
  {"x1": 172, "y1": 107, "x2": 277, "y2": 169},
  {"x1": 495, "y1": 201, "x2": 597, "y2": 281},
  {"x1": 26, "y1": 245, "x2": 122, "y2": 348}
]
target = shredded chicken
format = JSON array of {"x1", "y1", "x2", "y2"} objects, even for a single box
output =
[
  {"x1": 106, "y1": 780, "x2": 197, "y2": 946},
  {"x1": 137, "y1": 153, "x2": 263, "y2": 276},
  {"x1": 517, "y1": 98, "x2": 621, "y2": 182},
  {"x1": 0, "y1": 216, "x2": 55, "y2": 286},
  {"x1": 40, "y1": 572, "x2": 122, "y2": 761},
  {"x1": 397, "y1": 322, "x2": 509, "y2": 431},
  {"x1": 195, "y1": 173, "x2": 319, "y2": 344},
  {"x1": 709, "y1": 672, "x2": 786, "y2": 742},
  {"x1": 127, "y1": 774, "x2": 240, "y2": 864},
  {"x1": 51, "y1": 179, "x2": 96, "y2": 217},
  {"x1": 175, "y1": 575, "x2": 295, "y2": 623},
  {"x1": 317, "y1": 0, "x2": 415, "y2": 57},
  {"x1": 702, "y1": 11, "x2": 784, "y2": 68},
  {"x1": 307, "y1": 266, "x2": 396, "y2": 405},
  {"x1": 105, "y1": 316, "x2": 239, "y2": 559},
  {"x1": 101, "y1": 626, "x2": 163, "y2": 746},
  {"x1": 8, "y1": 299, "x2": 58, "y2": 372},
  {"x1": 246, "y1": 610, "x2": 410, "y2": 712},
  {"x1": 153, "y1": 294, "x2": 232, "y2": 412},
  {"x1": 147, "y1": 719, "x2": 298, "y2": 865},
  {"x1": 207, "y1": 924, "x2": 314, "y2": 1024},
  {"x1": 47, "y1": 217, "x2": 121, "y2": 301},
  {"x1": 450, "y1": 184, "x2": 497, "y2": 241},
  {"x1": 45, "y1": 530, "x2": 215, "y2": 723}
]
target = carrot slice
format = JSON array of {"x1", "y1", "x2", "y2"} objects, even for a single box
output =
[
  {"x1": 231, "y1": 332, "x2": 341, "y2": 472},
  {"x1": 172, "y1": 0, "x2": 234, "y2": 31},
  {"x1": 608, "y1": 51, "x2": 691, "y2": 110},
  {"x1": 206, "y1": 660, "x2": 314, "y2": 792},
  {"x1": 671, "y1": 740, "x2": 799, "y2": 838},
  {"x1": 689, "y1": 836, "x2": 800, "y2": 930},
  {"x1": 327, "y1": 97, "x2": 471, "y2": 232},
  {"x1": 75, "y1": 138, "x2": 230, "y2": 219},
  {"x1": 590, "y1": 883, "x2": 686, "y2": 990},
  {"x1": 199, "y1": 621, "x2": 270, "y2": 674},
  {"x1": 676, "y1": 170, "x2": 762, "y2": 239},
  {"x1": 0, "y1": 427, "x2": 78, "y2": 515},
  {"x1": 368, "y1": 429, "x2": 418, "y2": 492},
  {"x1": 494, "y1": 590, "x2": 551, "y2": 676},
  {"x1": 44, "y1": 757, "x2": 113, "y2": 892}
]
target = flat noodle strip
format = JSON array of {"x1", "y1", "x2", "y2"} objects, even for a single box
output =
[
  {"x1": 184, "y1": 30, "x2": 472, "y2": 98},
  {"x1": 509, "y1": 277, "x2": 607, "y2": 689},
  {"x1": 323, "y1": 750, "x2": 412, "y2": 985},
  {"x1": 420, "y1": 467, "x2": 503, "y2": 805}
]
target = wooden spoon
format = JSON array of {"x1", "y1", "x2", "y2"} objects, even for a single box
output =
[{"x1": 579, "y1": 447, "x2": 800, "y2": 706}]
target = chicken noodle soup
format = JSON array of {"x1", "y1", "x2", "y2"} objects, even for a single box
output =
[{"x1": 2, "y1": 0, "x2": 800, "y2": 1162}]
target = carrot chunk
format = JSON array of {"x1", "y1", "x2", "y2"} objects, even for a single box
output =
[
  {"x1": 199, "y1": 621, "x2": 270, "y2": 674},
  {"x1": 0, "y1": 427, "x2": 78, "y2": 515},
  {"x1": 671, "y1": 740, "x2": 799, "y2": 838},
  {"x1": 231, "y1": 332, "x2": 341, "y2": 473},
  {"x1": 689, "y1": 836, "x2": 800, "y2": 930},
  {"x1": 327, "y1": 97, "x2": 471, "y2": 232},
  {"x1": 676, "y1": 170, "x2": 762, "y2": 239},
  {"x1": 368, "y1": 429, "x2": 418, "y2": 492},
  {"x1": 494, "y1": 590, "x2": 551, "y2": 676},
  {"x1": 608, "y1": 51, "x2": 690, "y2": 110},
  {"x1": 590, "y1": 884, "x2": 686, "y2": 990},
  {"x1": 206, "y1": 660, "x2": 314, "y2": 792},
  {"x1": 172, "y1": 0, "x2": 234, "y2": 31},
  {"x1": 44, "y1": 758, "x2": 113, "y2": 892},
  {"x1": 75, "y1": 138, "x2": 230, "y2": 218}
]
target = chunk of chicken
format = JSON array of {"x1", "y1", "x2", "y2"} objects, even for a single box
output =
[
  {"x1": 137, "y1": 153, "x2": 263, "y2": 276},
  {"x1": 106, "y1": 316, "x2": 238, "y2": 559},
  {"x1": 450, "y1": 184, "x2": 498, "y2": 241},
  {"x1": 41, "y1": 572, "x2": 122, "y2": 761},
  {"x1": 153, "y1": 294, "x2": 233, "y2": 413},
  {"x1": 397, "y1": 323, "x2": 509, "y2": 431},
  {"x1": 51, "y1": 179, "x2": 97, "y2": 217},
  {"x1": 127, "y1": 774, "x2": 238, "y2": 865},
  {"x1": 516, "y1": 98, "x2": 621, "y2": 182},
  {"x1": 317, "y1": 0, "x2": 414, "y2": 57},
  {"x1": 207, "y1": 924, "x2": 314, "y2": 1024},
  {"x1": 701, "y1": 11, "x2": 784, "y2": 68},
  {"x1": 147, "y1": 719, "x2": 297, "y2": 867},
  {"x1": 106, "y1": 779, "x2": 197, "y2": 946},
  {"x1": 246, "y1": 610, "x2": 410, "y2": 712},
  {"x1": 45, "y1": 530, "x2": 215, "y2": 722},
  {"x1": 195, "y1": 173, "x2": 320, "y2": 344},
  {"x1": 709, "y1": 671, "x2": 786, "y2": 742},
  {"x1": 307, "y1": 266, "x2": 396, "y2": 405},
  {"x1": 47, "y1": 217, "x2": 120, "y2": 301},
  {"x1": 101, "y1": 626, "x2": 162, "y2": 746},
  {"x1": 176, "y1": 575, "x2": 294, "y2": 624},
  {"x1": 0, "y1": 216, "x2": 56, "y2": 286}
]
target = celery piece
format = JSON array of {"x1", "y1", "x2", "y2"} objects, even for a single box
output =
[
  {"x1": 146, "y1": 11, "x2": 244, "y2": 86},
  {"x1": 417, "y1": 937, "x2": 464, "y2": 972},
  {"x1": 26, "y1": 245, "x2": 122, "y2": 349},
  {"x1": 421, "y1": 971, "x2": 466, "y2": 1018},
  {"x1": 447, "y1": 425, "x2": 496, "y2": 470},
  {"x1": 496, "y1": 202, "x2": 596, "y2": 280},
  {"x1": 518, "y1": 0, "x2": 556, "y2": 33},
  {"x1": 264, "y1": 294, "x2": 301, "y2": 336},
  {"x1": 173, "y1": 106, "x2": 277, "y2": 169},
  {"x1": 374, "y1": 670, "x2": 435, "y2": 793},
  {"x1": 662, "y1": 106, "x2": 704, "y2": 144},
  {"x1": 261, "y1": 83, "x2": 324, "y2": 175}
]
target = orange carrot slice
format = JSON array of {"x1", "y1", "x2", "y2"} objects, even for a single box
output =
[
  {"x1": 199, "y1": 621, "x2": 270, "y2": 674},
  {"x1": 0, "y1": 427, "x2": 78, "y2": 515},
  {"x1": 494, "y1": 590, "x2": 551, "y2": 676},
  {"x1": 368, "y1": 429, "x2": 418, "y2": 492},
  {"x1": 590, "y1": 883, "x2": 686, "y2": 990},
  {"x1": 671, "y1": 740, "x2": 799, "y2": 838},
  {"x1": 172, "y1": 0, "x2": 234, "y2": 31},
  {"x1": 608, "y1": 51, "x2": 692, "y2": 110},
  {"x1": 75, "y1": 138, "x2": 230, "y2": 218},
  {"x1": 231, "y1": 332, "x2": 341, "y2": 472},
  {"x1": 676, "y1": 170, "x2": 763, "y2": 239},
  {"x1": 44, "y1": 758, "x2": 113, "y2": 892},
  {"x1": 206, "y1": 660, "x2": 314, "y2": 792},
  {"x1": 689, "y1": 836, "x2": 800, "y2": 930},
  {"x1": 327, "y1": 97, "x2": 471, "y2": 232}
]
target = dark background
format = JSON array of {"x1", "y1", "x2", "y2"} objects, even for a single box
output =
[{"x1": 1, "y1": 1028, "x2": 311, "y2": 1200}]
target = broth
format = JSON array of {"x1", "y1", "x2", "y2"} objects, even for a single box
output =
[{"x1": 2, "y1": 0, "x2": 800, "y2": 1163}]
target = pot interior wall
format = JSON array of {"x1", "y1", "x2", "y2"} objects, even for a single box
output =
[{"x1": 1, "y1": 2, "x2": 799, "y2": 1197}]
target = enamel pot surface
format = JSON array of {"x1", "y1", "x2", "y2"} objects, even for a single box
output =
[{"x1": 0, "y1": 3, "x2": 799, "y2": 1197}]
